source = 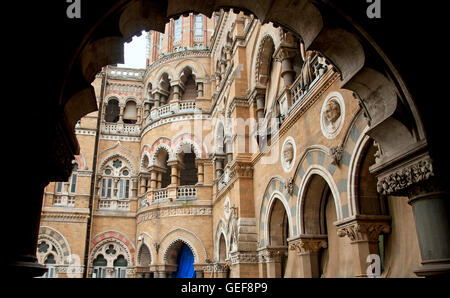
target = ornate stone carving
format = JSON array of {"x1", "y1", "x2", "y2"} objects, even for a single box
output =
[
  {"x1": 230, "y1": 252, "x2": 259, "y2": 265},
  {"x1": 376, "y1": 157, "x2": 434, "y2": 195},
  {"x1": 289, "y1": 238, "x2": 327, "y2": 255},
  {"x1": 137, "y1": 206, "x2": 213, "y2": 223},
  {"x1": 330, "y1": 145, "x2": 344, "y2": 166},
  {"x1": 337, "y1": 221, "x2": 390, "y2": 243},
  {"x1": 229, "y1": 161, "x2": 253, "y2": 179},
  {"x1": 281, "y1": 137, "x2": 296, "y2": 173},
  {"x1": 258, "y1": 247, "x2": 287, "y2": 263},
  {"x1": 285, "y1": 177, "x2": 294, "y2": 195},
  {"x1": 321, "y1": 92, "x2": 345, "y2": 139}
]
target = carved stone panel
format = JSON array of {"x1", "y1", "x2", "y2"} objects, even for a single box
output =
[
  {"x1": 321, "y1": 92, "x2": 345, "y2": 139},
  {"x1": 281, "y1": 137, "x2": 296, "y2": 173}
]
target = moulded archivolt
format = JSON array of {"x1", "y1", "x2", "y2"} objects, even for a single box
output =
[{"x1": 320, "y1": 91, "x2": 345, "y2": 139}]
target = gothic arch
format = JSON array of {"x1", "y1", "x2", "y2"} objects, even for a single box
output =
[
  {"x1": 89, "y1": 231, "x2": 135, "y2": 267},
  {"x1": 37, "y1": 226, "x2": 72, "y2": 265},
  {"x1": 254, "y1": 34, "x2": 276, "y2": 88},
  {"x1": 104, "y1": 95, "x2": 123, "y2": 105},
  {"x1": 159, "y1": 228, "x2": 207, "y2": 264},
  {"x1": 97, "y1": 152, "x2": 137, "y2": 176},
  {"x1": 214, "y1": 219, "x2": 229, "y2": 262},
  {"x1": 296, "y1": 165, "x2": 342, "y2": 235},
  {"x1": 258, "y1": 176, "x2": 296, "y2": 248},
  {"x1": 136, "y1": 232, "x2": 158, "y2": 266},
  {"x1": 124, "y1": 96, "x2": 140, "y2": 105},
  {"x1": 174, "y1": 59, "x2": 208, "y2": 79},
  {"x1": 74, "y1": 153, "x2": 87, "y2": 170},
  {"x1": 262, "y1": 190, "x2": 293, "y2": 248},
  {"x1": 175, "y1": 63, "x2": 200, "y2": 80},
  {"x1": 147, "y1": 137, "x2": 175, "y2": 166},
  {"x1": 140, "y1": 144, "x2": 152, "y2": 170},
  {"x1": 172, "y1": 133, "x2": 207, "y2": 159}
]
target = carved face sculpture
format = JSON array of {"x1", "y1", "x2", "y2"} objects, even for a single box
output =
[
  {"x1": 283, "y1": 142, "x2": 294, "y2": 165},
  {"x1": 324, "y1": 99, "x2": 342, "y2": 130}
]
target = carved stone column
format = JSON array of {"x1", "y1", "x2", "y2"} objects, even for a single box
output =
[
  {"x1": 172, "y1": 84, "x2": 181, "y2": 102},
  {"x1": 213, "y1": 154, "x2": 226, "y2": 178},
  {"x1": 275, "y1": 46, "x2": 297, "y2": 86},
  {"x1": 153, "y1": 92, "x2": 161, "y2": 108},
  {"x1": 406, "y1": 176, "x2": 450, "y2": 277},
  {"x1": 288, "y1": 235, "x2": 328, "y2": 278},
  {"x1": 375, "y1": 154, "x2": 450, "y2": 277},
  {"x1": 255, "y1": 95, "x2": 265, "y2": 121},
  {"x1": 258, "y1": 246, "x2": 288, "y2": 278},
  {"x1": 336, "y1": 216, "x2": 391, "y2": 277},
  {"x1": 197, "y1": 82, "x2": 204, "y2": 98},
  {"x1": 167, "y1": 160, "x2": 182, "y2": 187},
  {"x1": 118, "y1": 104, "x2": 125, "y2": 123},
  {"x1": 139, "y1": 175, "x2": 148, "y2": 195},
  {"x1": 195, "y1": 159, "x2": 205, "y2": 185}
]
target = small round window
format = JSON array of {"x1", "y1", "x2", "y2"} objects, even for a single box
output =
[
  {"x1": 105, "y1": 169, "x2": 112, "y2": 175},
  {"x1": 122, "y1": 170, "x2": 129, "y2": 176}
]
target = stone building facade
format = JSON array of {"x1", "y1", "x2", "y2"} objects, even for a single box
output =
[{"x1": 38, "y1": 10, "x2": 426, "y2": 278}]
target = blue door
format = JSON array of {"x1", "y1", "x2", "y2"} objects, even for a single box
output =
[{"x1": 172, "y1": 243, "x2": 195, "y2": 278}]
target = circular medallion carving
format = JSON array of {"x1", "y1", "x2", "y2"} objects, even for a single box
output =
[
  {"x1": 321, "y1": 92, "x2": 345, "y2": 139},
  {"x1": 281, "y1": 137, "x2": 296, "y2": 173}
]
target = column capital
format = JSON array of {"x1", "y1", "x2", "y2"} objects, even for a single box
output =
[
  {"x1": 274, "y1": 45, "x2": 298, "y2": 62},
  {"x1": 375, "y1": 153, "x2": 434, "y2": 196},
  {"x1": 288, "y1": 235, "x2": 328, "y2": 255},
  {"x1": 336, "y1": 216, "x2": 391, "y2": 243},
  {"x1": 257, "y1": 246, "x2": 287, "y2": 263},
  {"x1": 148, "y1": 165, "x2": 167, "y2": 174}
]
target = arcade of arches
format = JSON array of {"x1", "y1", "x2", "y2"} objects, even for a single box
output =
[{"x1": 8, "y1": 1, "x2": 449, "y2": 278}]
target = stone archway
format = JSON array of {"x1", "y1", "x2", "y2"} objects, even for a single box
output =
[{"x1": 10, "y1": 0, "x2": 449, "y2": 278}]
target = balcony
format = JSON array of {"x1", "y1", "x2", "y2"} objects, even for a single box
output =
[
  {"x1": 289, "y1": 54, "x2": 329, "y2": 106},
  {"x1": 98, "y1": 199, "x2": 130, "y2": 211},
  {"x1": 52, "y1": 194, "x2": 75, "y2": 208},
  {"x1": 177, "y1": 185, "x2": 197, "y2": 200},
  {"x1": 138, "y1": 185, "x2": 198, "y2": 209},
  {"x1": 101, "y1": 122, "x2": 141, "y2": 136},
  {"x1": 146, "y1": 101, "x2": 198, "y2": 124}
]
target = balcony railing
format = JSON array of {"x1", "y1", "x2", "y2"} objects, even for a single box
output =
[
  {"x1": 290, "y1": 54, "x2": 329, "y2": 105},
  {"x1": 53, "y1": 194, "x2": 75, "y2": 207},
  {"x1": 177, "y1": 186, "x2": 197, "y2": 200},
  {"x1": 101, "y1": 122, "x2": 141, "y2": 136},
  {"x1": 147, "y1": 101, "x2": 198, "y2": 124},
  {"x1": 153, "y1": 188, "x2": 168, "y2": 202},
  {"x1": 217, "y1": 167, "x2": 231, "y2": 193},
  {"x1": 98, "y1": 199, "x2": 130, "y2": 211}
]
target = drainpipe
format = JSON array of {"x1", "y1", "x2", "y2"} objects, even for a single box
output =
[{"x1": 83, "y1": 66, "x2": 108, "y2": 278}]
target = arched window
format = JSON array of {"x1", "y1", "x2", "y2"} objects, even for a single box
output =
[
  {"x1": 105, "y1": 98, "x2": 120, "y2": 123},
  {"x1": 180, "y1": 67, "x2": 197, "y2": 100},
  {"x1": 194, "y1": 14, "x2": 203, "y2": 36},
  {"x1": 100, "y1": 158, "x2": 132, "y2": 200},
  {"x1": 138, "y1": 244, "x2": 151, "y2": 267},
  {"x1": 174, "y1": 17, "x2": 182, "y2": 42},
  {"x1": 93, "y1": 254, "x2": 107, "y2": 278},
  {"x1": 123, "y1": 101, "x2": 137, "y2": 124},
  {"x1": 178, "y1": 144, "x2": 198, "y2": 186},
  {"x1": 154, "y1": 149, "x2": 171, "y2": 189},
  {"x1": 70, "y1": 164, "x2": 78, "y2": 193},
  {"x1": 43, "y1": 254, "x2": 56, "y2": 278},
  {"x1": 114, "y1": 255, "x2": 128, "y2": 278}
]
